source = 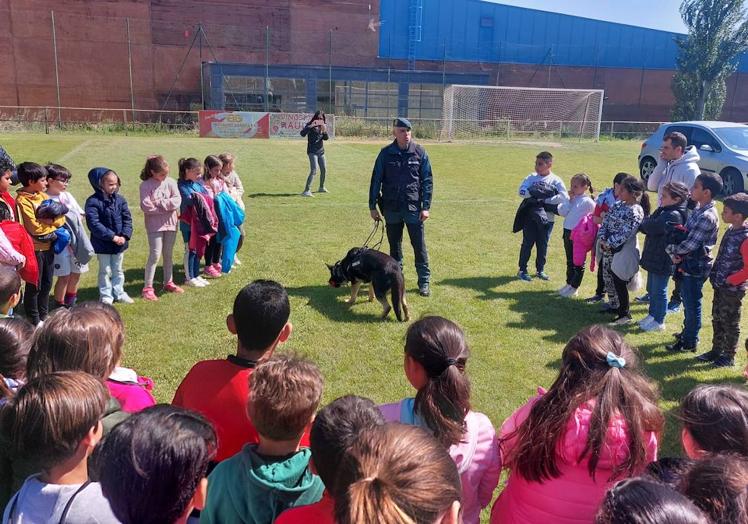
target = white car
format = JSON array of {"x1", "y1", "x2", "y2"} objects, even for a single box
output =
[{"x1": 638, "y1": 121, "x2": 748, "y2": 195}]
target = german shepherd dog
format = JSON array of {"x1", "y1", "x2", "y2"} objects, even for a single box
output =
[{"x1": 327, "y1": 247, "x2": 409, "y2": 321}]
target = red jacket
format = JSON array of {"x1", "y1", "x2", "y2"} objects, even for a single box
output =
[{"x1": 0, "y1": 221, "x2": 38, "y2": 284}]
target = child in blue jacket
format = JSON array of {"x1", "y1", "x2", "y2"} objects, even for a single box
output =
[{"x1": 85, "y1": 167, "x2": 134, "y2": 304}]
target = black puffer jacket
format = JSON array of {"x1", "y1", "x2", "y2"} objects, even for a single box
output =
[{"x1": 639, "y1": 203, "x2": 687, "y2": 275}]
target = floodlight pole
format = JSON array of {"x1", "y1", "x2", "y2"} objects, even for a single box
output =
[
  {"x1": 328, "y1": 30, "x2": 333, "y2": 114},
  {"x1": 50, "y1": 11, "x2": 62, "y2": 124},
  {"x1": 198, "y1": 24, "x2": 204, "y2": 109},
  {"x1": 265, "y1": 26, "x2": 270, "y2": 112}
]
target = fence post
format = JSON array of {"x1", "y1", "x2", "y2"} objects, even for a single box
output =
[
  {"x1": 123, "y1": 109, "x2": 128, "y2": 136},
  {"x1": 51, "y1": 11, "x2": 62, "y2": 126},
  {"x1": 44, "y1": 107, "x2": 49, "y2": 134},
  {"x1": 126, "y1": 18, "x2": 136, "y2": 121},
  {"x1": 610, "y1": 121, "x2": 615, "y2": 139}
]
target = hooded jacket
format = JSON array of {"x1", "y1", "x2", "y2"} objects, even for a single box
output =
[
  {"x1": 0, "y1": 222, "x2": 37, "y2": 284},
  {"x1": 201, "y1": 445, "x2": 324, "y2": 524},
  {"x1": 214, "y1": 192, "x2": 244, "y2": 273},
  {"x1": 84, "y1": 167, "x2": 133, "y2": 255},
  {"x1": 639, "y1": 203, "x2": 687, "y2": 275},
  {"x1": 647, "y1": 146, "x2": 701, "y2": 203},
  {"x1": 379, "y1": 399, "x2": 501, "y2": 524},
  {"x1": 490, "y1": 389, "x2": 658, "y2": 524}
]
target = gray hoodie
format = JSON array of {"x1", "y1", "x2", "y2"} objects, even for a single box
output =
[{"x1": 647, "y1": 145, "x2": 701, "y2": 204}]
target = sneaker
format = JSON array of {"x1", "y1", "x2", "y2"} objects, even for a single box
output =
[
  {"x1": 301, "y1": 190, "x2": 314, "y2": 197},
  {"x1": 634, "y1": 293, "x2": 650, "y2": 303},
  {"x1": 585, "y1": 294, "x2": 604, "y2": 304},
  {"x1": 186, "y1": 278, "x2": 204, "y2": 288},
  {"x1": 641, "y1": 320, "x2": 665, "y2": 332},
  {"x1": 609, "y1": 315, "x2": 632, "y2": 326},
  {"x1": 517, "y1": 271, "x2": 532, "y2": 282},
  {"x1": 558, "y1": 285, "x2": 571, "y2": 295},
  {"x1": 712, "y1": 355, "x2": 735, "y2": 368},
  {"x1": 638, "y1": 315, "x2": 654, "y2": 328},
  {"x1": 233, "y1": 255, "x2": 241, "y2": 266},
  {"x1": 696, "y1": 350, "x2": 720, "y2": 362},
  {"x1": 196, "y1": 276, "x2": 210, "y2": 286},
  {"x1": 211, "y1": 262, "x2": 222, "y2": 272},
  {"x1": 666, "y1": 340, "x2": 697, "y2": 353},
  {"x1": 599, "y1": 302, "x2": 615, "y2": 313},
  {"x1": 141, "y1": 287, "x2": 158, "y2": 302},
  {"x1": 419, "y1": 284, "x2": 431, "y2": 297},
  {"x1": 563, "y1": 287, "x2": 579, "y2": 298},
  {"x1": 204, "y1": 267, "x2": 222, "y2": 279},
  {"x1": 116, "y1": 293, "x2": 135, "y2": 304},
  {"x1": 317, "y1": 187, "x2": 329, "y2": 193},
  {"x1": 667, "y1": 302, "x2": 681, "y2": 313},
  {"x1": 535, "y1": 271, "x2": 550, "y2": 281},
  {"x1": 100, "y1": 297, "x2": 114, "y2": 305},
  {"x1": 163, "y1": 281, "x2": 184, "y2": 294}
]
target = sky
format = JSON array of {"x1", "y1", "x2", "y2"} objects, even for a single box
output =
[{"x1": 486, "y1": 0, "x2": 688, "y2": 33}]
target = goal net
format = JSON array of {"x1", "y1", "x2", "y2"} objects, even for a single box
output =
[{"x1": 440, "y1": 85, "x2": 604, "y2": 141}]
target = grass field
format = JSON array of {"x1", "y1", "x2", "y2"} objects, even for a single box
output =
[{"x1": 2, "y1": 132, "x2": 745, "y2": 463}]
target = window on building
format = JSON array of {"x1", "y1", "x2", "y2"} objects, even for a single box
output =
[
  {"x1": 317, "y1": 80, "x2": 397, "y2": 117},
  {"x1": 407, "y1": 84, "x2": 444, "y2": 120},
  {"x1": 222, "y1": 76, "x2": 306, "y2": 112}
]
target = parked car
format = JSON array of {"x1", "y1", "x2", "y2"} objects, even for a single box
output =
[{"x1": 638, "y1": 121, "x2": 748, "y2": 195}]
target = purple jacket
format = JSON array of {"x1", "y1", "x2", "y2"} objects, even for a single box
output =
[{"x1": 379, "y1": 399, "x2": 501, "y2": 524}]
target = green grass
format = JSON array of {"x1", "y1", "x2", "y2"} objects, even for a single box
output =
[{"x1": 3, "y1": 132, "x2": 745, "y2": 463}]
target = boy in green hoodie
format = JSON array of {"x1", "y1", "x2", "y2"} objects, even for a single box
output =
[{"x1": 200, "y1": 353, "x2": 324, "y2": 524}]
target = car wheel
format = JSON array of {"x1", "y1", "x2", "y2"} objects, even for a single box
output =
[
  {"x1": 639, "y1": 156, "x2": 657, "y2": 182},
  {"x1": 721, "y1": 167, "x2": 745, "y2": 196}
]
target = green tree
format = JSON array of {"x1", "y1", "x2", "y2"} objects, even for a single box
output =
[{"x1": 672, "y1": 0, "x2": 748, "y2": 120}]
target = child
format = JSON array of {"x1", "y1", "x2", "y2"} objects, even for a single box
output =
[
  {"x1": 586, "y1": 172, "x2": 628, "y2": 304},
  {"x1": 275, "y1": 395, "x2": 386, "y2": 524},
  {"x1": 0, "y1": 149, "x2": 15, "y2": 222},
  {"x1": 666, "y1": 172, "x2": 723, "y2": 353},
  {"x1": 515, "y1": 151, "x2": 568, "y2": 281},
  {"x1": 595, "y1": 478, "x2": 708, "y2": 524},
  {"x1": 300, "y1": 111, "x2": 329, "y2": 196},
  {"x1": 140, "y1": 155, "x2": 183, "y2": 301},
  {"x1": 680, "y1": 384, "x2": 748, "y2": 458},
  {"x1": 0, "y1": 317, "x2": 33, "y2": 402},
  {"x1": 681, "y1": 454, "x2": 748, "y2": 524},
  {"x1": 0, "y1": 267, "x2": 22, "y2": 318},
  {"x1": 557, "y1": 173, "x2": 595, "y2": 297},
  {"x1": 0, "y1": 205, "x2": 36, "y2": 287},
  {"x1": 15, "y1": 162, "x2": 65, "y2": 325},
  {"x1": 85, "y1": 166, "x2": 134, "y2": 305},
  {"x1": 0, "y1": 371, "x2": 120, "y2": 523},
  {"x1": 173, "y1": 279, "x2": 294, "y2": 462},
  {"x1": 491, "y1": 325, "x2": 663, "y2": 524},
  {"x1": 219, "y1": 152, "x2": 245, "y2": 267},
  {"x1": 334, "y1": 423, "x2": 462, "y2": 524},
  {"x1": 94, "y1": 405, "x2": 217, "y2": 524},
  {"x1": 177, "y1": 158, "x2": 211, "y2": 288},
  {"x1": 45, "y1": 163, "x2": 93, "y2": 309},
  {"x1": 698, "y1": 193, "x2": 748, "y2": 366},
  {"x1": 201, "y1": 155, "x2": 225, "y2": 279},
  {"x1": 638, "y1": 181, "x2": 689, "y2": 332},
  {"x1": 598, "y1": 176, "x2": 650, "y2": 325},
  {"x1": 201, "y1": 353, "x2": 325, "y2": 523},
  {"x1": 379, "y1": 316, "x2": 500, "y2": 524}
]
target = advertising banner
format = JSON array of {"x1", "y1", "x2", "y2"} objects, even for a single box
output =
[
  {"x1": 198, "y1": 111, "x2": 270, "y2": 138},
  {"x1": 269, "y1": 113, "x2": 336, "y2": 139}
]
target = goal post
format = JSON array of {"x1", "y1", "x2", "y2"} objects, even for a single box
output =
[{"x1": 440, "y1": 85, "x2": 604, "y2": 141}]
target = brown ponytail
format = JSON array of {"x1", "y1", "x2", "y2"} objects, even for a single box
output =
[
  {"x1": 140, "y1": 155, "x2": 168, "y2": 181},
  {"x1": 335, "y1": 424, "x2": 461, "y2": 524},
  {"x1": 405, "y1": 316, "x2": 471, "y2": 448},
  {"x1": 177, "y1": 158, "x2": 200, "y2": 181}
]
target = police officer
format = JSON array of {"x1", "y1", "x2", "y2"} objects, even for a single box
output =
[{"x1": 369, "y1": 117, "x2": 433, "y2": 297}]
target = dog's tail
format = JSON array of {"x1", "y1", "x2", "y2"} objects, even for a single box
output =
[{"x1": 391, "y1": 269, "x2": 409, "y2": 322}]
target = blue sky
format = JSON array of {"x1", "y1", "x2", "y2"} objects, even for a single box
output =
[{"x1": 486, "y1": 0, "x2": 688, "y2": 33}]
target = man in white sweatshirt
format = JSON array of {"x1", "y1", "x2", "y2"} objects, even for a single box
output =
[{"x1": 647, "y1": 131, "x2": 701, "y2": 205}]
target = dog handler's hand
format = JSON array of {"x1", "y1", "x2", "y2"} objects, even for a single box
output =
[
  {"x1": 370, "y1": 209, "x2": 382, "y2": 221},
  {"x1": 420, "y1": 210, "x2": 430, "y2": 222}
]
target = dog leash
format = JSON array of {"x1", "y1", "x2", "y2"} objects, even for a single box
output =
[{"x1": 362, "y1": 220, "x2": 385, "y2": 251}]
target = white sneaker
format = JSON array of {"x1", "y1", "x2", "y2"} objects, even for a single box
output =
[
  {"x1": 558, "y1": 285, "x2": 571, "y2": 295},
  {"x1": 187, "y1": 278, "x2": 203, "y2": 288},
  {"x1": 116, "y1": 293, "x2": 135, "y2": 304},
  {"x1": 642, "y1": 320, "x2": 666, "y2": 332},
  {"x1": 638, "y1": 315, "x2": 654, "y2": 328},
  {"x1": 300, "y1": 190, "x2": 313, "y2": 197},
  {"x1": 234, "y1": 256, "x2": 241, "y2": 266},
  {"x1": 196, "y1": 276, "x2": 210, "y2": 286},
  {"x1": 565, "y1": 287, "x2": 579, "y2": 298}
]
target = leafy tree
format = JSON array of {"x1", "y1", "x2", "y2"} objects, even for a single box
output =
[{"x1": 672, "y1": 0, "x2": 748, "y2": 120}]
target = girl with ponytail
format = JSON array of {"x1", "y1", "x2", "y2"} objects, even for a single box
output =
[
  {"x1": 335, "y1": 423, "x2": 461, "y2": 524},
  {"x1": 491, "y1": 325, "x2": 664, "y2": 524},
  {"x1": 379, "y1": 316, "x2": 500, "y2": 524}
]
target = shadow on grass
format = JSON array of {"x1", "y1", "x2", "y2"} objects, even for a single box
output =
[
  {"x1": 248, "y1": 192, "x2": 300, "y2": 198},
  {"x1": 74, "y1": 267, "x2": 182, "y2": 302},
  {"x1": 438, "y1": 275, "x2": 520, "y2": 300},
  {"x1": 286, "y1": 284, "x2": 405, "y2": 324}
]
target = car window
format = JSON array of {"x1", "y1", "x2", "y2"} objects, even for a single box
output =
[
  {"x1": 664, "y1": 125, "x2": 693, "y2": 142},
  {"x1": 713, "y1": 127, "x2": 748, "y2": 151},
  {"x1": 690, "y1": 127, "x2": 721, "y2": 152}
]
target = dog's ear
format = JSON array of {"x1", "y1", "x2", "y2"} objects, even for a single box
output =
[{"x1": 325, "y1": 263, "x2": 334, "y2": 271}]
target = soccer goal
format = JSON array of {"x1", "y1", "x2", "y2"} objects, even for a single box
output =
[{"x1": 440, "y1": 85, "x2": 604, "y2": 141}]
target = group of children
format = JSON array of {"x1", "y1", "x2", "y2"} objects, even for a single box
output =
[
  {"x1": 0, "y1": 149, "x2": 245, "y2": 324},
  {"x1": 0, "y1": 277, "x2": 745, "y2": 523},
  {"x1": 516, "y1": 151, "x2": 748, "y2": 371}
]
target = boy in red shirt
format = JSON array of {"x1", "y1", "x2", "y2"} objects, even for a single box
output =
[{"x1": 172, "y1": 279, "x2": 296, "y2": 462}]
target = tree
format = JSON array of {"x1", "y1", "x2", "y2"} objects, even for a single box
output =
[{"x1": 672, "y1": 0, "x2": 748, "y2": 120}]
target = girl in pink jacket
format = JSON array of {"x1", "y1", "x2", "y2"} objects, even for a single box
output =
[
  {"x1": 379, "y1": 316, "x2": 501, "y2": 524},
  {"x1": 491, "y1": 325, "x2": 663, "y2": 524},
  {"x1": 139, "y1": 155, "x2": 183, "y2": 301}
]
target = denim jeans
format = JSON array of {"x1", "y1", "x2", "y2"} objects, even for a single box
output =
[
  {"x1": 304, "y1": 153, "x2": 327, "y2": 191},
  {"x1": 519, "y1": 221, "x2": 554, "y2": 273},
  {"x1": 97, "y1": 253, "x2": 125, "y2": 302},
  {"x1": 180, "y1": 227, "x2": 201, "y2": 280},
  {"x1": 680, "y1": 274, "x2": 707, "y2": 347},
  {"x1": 646, "y1": 272, "x2": 670, "y2": 324}
]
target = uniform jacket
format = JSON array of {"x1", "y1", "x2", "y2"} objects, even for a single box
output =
[
  {"x1": 710, "y1": 225, "x2": 748, "y2": 290},
  {"x1": 369, "y1": 140, "x2": 433, "y2": 216},
  {"x1": 639, "y1": 203, "x2": 687, "y2": 276},
  {"x1": 647, "y1": 146, "x2": 700, "y2": 203},
  {"x1": 84, "y1": 167, "x2": 133, "y2": 255}
]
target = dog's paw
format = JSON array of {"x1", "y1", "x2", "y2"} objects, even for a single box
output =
[{"x1": 367, "y1": 294, "x2": 375, "y2": 302}]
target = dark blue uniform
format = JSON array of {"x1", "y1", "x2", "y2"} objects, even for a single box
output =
[{"x1": 369, "y1": 139, "x2": 433, "y2": 289}]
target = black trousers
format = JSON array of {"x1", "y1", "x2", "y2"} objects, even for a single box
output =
[
  {"x1": 563, "y1": 229, "x2": 585, "y2": 288},
  {"x1": 24, "y1": 249, "x2": 54, "y2": 325},
  {"x1": 519, "y1": 221, "x2": 554, "y2": 273},
  {"x1": 385, "y1": 220, "x2": 430, "y2": 287},
  {"x1": 204, "y1": 236, "x2": 221, "y2": 266},
  {"x1": 671, "y1": 273, "x2": 682, "y2": 305},
  {"x1": 611, "y1": 271, "x2": 630, "y2": 317}
]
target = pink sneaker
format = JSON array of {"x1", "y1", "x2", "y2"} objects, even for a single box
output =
[
  {"x1": 212, "y1": 262, "x2": 223, "y2": 273},
  {"x1": 204, "y1": 266, "x2": 222, "y2": 279},
  {"x1": 163, "y1": 281, "x2": 184, "y2": 294},
  {"x1": 141, "y1": 287, "x2": 158, "y2": 301}
]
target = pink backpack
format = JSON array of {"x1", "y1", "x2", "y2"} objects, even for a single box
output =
[{"x1": 571, "y1": 213, "x2": 599, "y2": 271}]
